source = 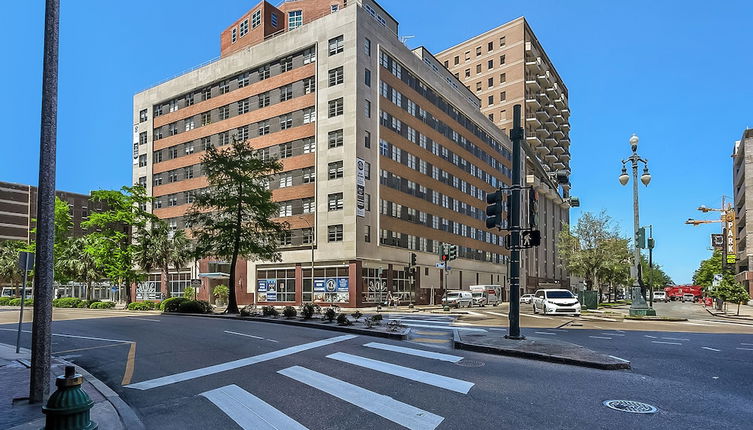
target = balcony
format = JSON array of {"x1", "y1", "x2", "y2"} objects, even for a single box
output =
[
  {"x1": 551, "y1": 144, "x2": 566, "y2": 154},
  {"x1": 538, "y1": 91, "x2": 550, "y2": 104},
  {"x1": 560, "y1": 137, "x2": 571, "y2": 146},
  {"x1": 525, "y1": 93, "x2": 541, "y2": 109},
  {"x1": 544, "y1": 119, "x2": 557, "y2": 131},
  {"x1": 525, "y1": 56, "x2": 543, "y2": 74},
  {"x1": 535, "y1": 109, "x2": 548, "y2": 121},
  {"x1": 560, "y1": 152, "x2": 571, "y2": 161},
  {"x1": 553, "y1": 160, "x2": 566, "y2": 170},
  {"x1": 552, "y1": 128, "x2": 564, "y2": 140},
  {"x1": 537, "y1": 70, "x2": 552, "y2": 86},
  {"x1": 545, "y1": 84, "x2": 558, "y2": 97},
  {"x1": 554, "y1": 96, "x2": 565, "y2": 109},
  {"x1": 536, "y1": 143, "x2": 551, "y2": 156},
  {"x1": 525, "y1": 41, "x2": 540, "y2": 57},
  {"x1": 545, "y1": 103, "x2": 559, "y2": 115},
  {"x1": 544, "y1": 136, "x2": 557, "y2": 146},
  {"x1": 561, "y1": 122, "x2": 570, "y2": 132},
  {"x1": 526, "y1": 114, "x2": 541, "y2": 128},
  {"x1": 526, "y1": 134, "x2": 542, "y2": 146},
  {"x1": 535, "y1": 126, "x2": 548, "y2": 138},
  {"x1": 545, "y1": 153, "x2": 558, "y2": 162},
  {"x1": 561, "y1": 107, "x2": 570, "y2": 119}
]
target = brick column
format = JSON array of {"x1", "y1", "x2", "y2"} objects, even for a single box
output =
[{"x1": 295, "y1": 264, "x2": 303, "y2": 305}]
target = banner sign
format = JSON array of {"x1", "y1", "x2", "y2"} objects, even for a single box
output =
[
  {"x1": 711, "y1": 234, "x2": 723, "y2": 250},
  {"x1": 725, "y1": 210, "x2": 736, "y2": 264},
  {"x1": 314, "y1": 278, "x2": 349, "y2": 292},
  {"x1": 257, "y1": 280, "x2": 267, "y2": 292},
  {"x1": 356, "y1": 158, "x2": 366, "y2": 217}
]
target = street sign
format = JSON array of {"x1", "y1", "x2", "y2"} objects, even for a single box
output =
[
  {"x1": 191, "y1": 279, "x2": 201, "y2": 287},
  {"x1": 435, "y1": 262, "x2": 445, "y2": 269},
  {"x1": 17, "y1": 251, "x2": 35, "y2": 271},
  {"x1": 712, "y1": 273, "x2": 723, "y2": 287},
  {"x1": 711, "y1": 234, "x2": 723, "y2": 250}
]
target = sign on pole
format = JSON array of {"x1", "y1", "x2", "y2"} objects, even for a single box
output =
[
  {"x1": 712, "y1": 273, "x2": 723, "y2": 287},
  {"x1": 18, "y1": 251, "x2": 35, "y2": 272}
]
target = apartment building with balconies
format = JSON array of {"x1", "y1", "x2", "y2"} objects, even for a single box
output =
[
  {"x1": 436, "y1": 17, "x2": 571, "y2": 292},
  {"x1": 733, "y1": 128, "x2": 753, "y2": 297}
]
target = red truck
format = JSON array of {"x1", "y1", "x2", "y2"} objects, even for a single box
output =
[{"x1": 664, "y1": 285, "x2": 703, "y2": 302}]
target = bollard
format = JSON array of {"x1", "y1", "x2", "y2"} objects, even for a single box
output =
[{"x1": 42, "y1": 365, "x2": 98, "y2": 430}]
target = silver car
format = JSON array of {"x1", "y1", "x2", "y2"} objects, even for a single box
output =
[{"x1": 520, "y1": 294, "x2": 534, "y2": 304}]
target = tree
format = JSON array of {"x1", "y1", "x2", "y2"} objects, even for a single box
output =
[
  {"x1": 692, "y1": 250, "x2": 729, "y2": 287},
  {"x1": 0, "y1": 240, "x2": 26, "y2": 296},
  {"x1": 82, "y1": 186, "x2": 155, "y2": 304},
  {"x1": 598, "y1": 237, "x2": 632, "y2": 302},
  {"x1": 185, "y1": 137, "x2": 288, "y2": 313},
  {"x1": 134, "y1": 220, "x2": 192, "y2": 299},
  {"x1": 27, "y1": 197, "x2": 75, "y2": 284},
  {"x1": 711, "y1": 278, "x2": 750, "y2": 315},
  {"x1": 640, "y1": 255, "x2": 674, "y2": 288},
  {"x1": 57, "y1": 235, "x2": 103, "y2": 301}
]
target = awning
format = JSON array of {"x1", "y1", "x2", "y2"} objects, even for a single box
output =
[{"x1": 199, "y1": 272, "x2": 230, "y2": 279}]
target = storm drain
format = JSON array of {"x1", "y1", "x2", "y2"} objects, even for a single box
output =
[
  {"x1": 602, "y1": 400, "x2": 658, "y2": 414},
  {"x1": 455, "y1": 359, "x2": 485, "y2": 368}
]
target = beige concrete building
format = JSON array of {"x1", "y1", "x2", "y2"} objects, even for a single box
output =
[
  {"x1": 436, "y1": 17, "x2": 572, "y2": 292},
  {"x1": 733, "y1": 128, "x2": 753, "y2": 297}
]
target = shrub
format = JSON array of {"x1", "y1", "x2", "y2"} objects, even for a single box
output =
[
  {"x1": 0, "y1": 297, "x2": 13, "y2": 306},
  {"x1": 213, "y1": 285, "x2": 229, "y2": 302},
  {"x1": 301, "y1": 303, "x2": 315, "y2": 320},
  {"x1": 336, "y1": 313, "x2": 352, "y2": 326},
  {"x1": 90, "y1": 301, "x2": 115, "y2": 309},
  {"x1": 323, "y1": 307, "x2": 336, "y2": 322},
  {"x1": 9, "y1": 298, "x2": 21, "y2": 306},
  {"x1": 351, "y1": 310, "x2": 363, "y2": 321},
  {"x1": 52, "y1": 297, "x2": 82, "y2": 308},
  {"x1": 364, "y1": 318, "x2": 374, "y2": 329},
  {"x1": 282, "y1": 306, "x2": 297, "y2": 319},
  {"x1": 182, "y1": 287, "x2": 196, "y2": 299},
  {"x1": 78, "y1": 299, "x2": 101, "y2": 308},
  {"x1": 262, "y1": 306, "x2": 279, "y2": 317},
  {"x1": 370, "y1": 314, "x2": 383, "y2": 325},
  {"x1": 127, "y1": 302, "x2": 153, "y2": 311},
  {"x1": 161, "y1": 297, "x2": 189, "y2": 312},
  {"x1": 177, "y1": 300, "x2": 211, "y2": 314},
  {"x1": 240, "y1": 304, "x2": 259, "y2": 317}
]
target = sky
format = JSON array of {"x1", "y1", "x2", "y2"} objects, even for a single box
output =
[{"x1": 1, "y1": 1, "x2": 752, "y2": 284}]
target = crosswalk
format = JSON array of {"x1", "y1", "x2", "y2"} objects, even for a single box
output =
[{"x1": 200, "y1": 340, "x2": 472, "y2": 430}]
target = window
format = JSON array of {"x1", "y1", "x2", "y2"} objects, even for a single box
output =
[
  {"x1": 202, "y1": 87, "x2": 212, "y2": 101},
  {"x1": 476, "y1": 46, "x2": 481, "y2": 56},
  {"x1": 240, "y1": 19, "x2": 249, "y2": 36},
  {"x1": 237, "y1": 72, "x2": 249, "y2": 88},
  {"x1": 258, "y1": 64, "x2": 270, "y2": 80},
  {"x1": 219, "y1": 80, "x2": 230, "y2": 94},
  {"x1": 279, "y1": 84, "x2": 292, "y2": 101},
  {"x1": 184, "y1": 118, "x2": 195, "y2": 131},
  {"x1": 364, "y1": 130, "x2": 371, "y2": 148},
  {"x1": 278, "y1": 174, "x2": 292, "y2": 188},
  {"x1": 500, "y1": 91, "x2": 506, "y2": 101},
  {"x1": 328, "y1": 35, "x2": 344, "y2": 55},
  {"x1": 184, "y1": 166, "x2": 194, "y2": 179},
  {"x1": 328, "y1": 98, "x2": 343, "y2": 117},
  {"x1": 168, "y1": 170, "x2": 178, "y2": 183},
  {"x1": 303, "y1": 47, "x2": 316, "y2": 64},
  {"x1": 169, "y1": 147, "x2": 178, "y2": 159},
  {"x1": 328, "y1": 129, "x2": 343, "y2": 148},
  {"x1": 328, "y1": 193, "x2": 343, "y2": 211},
  {"x1": 500, "y1": 73, "x2": 506, "y2": 83},
  {"x1": 488, "y1": 77, "x2": 494, "y2": 87},
  {"x1": 186, "y1": 93, "x2": 195, "y2": 106},
  {"x1": 251, "y1": 10, "x2": 261, "y2": 28},
  {"x1": 279, "y1": 114, "x2": 292, "y2": 130},
  {"x1": 231, "y1": 28, "x2": 237, "y2": 43},
  {"x1": 139, "y1": 109, "x2": 148, "y2": 122},
  {"x1": 169, "y1": 99, "x2": 178, "y2": 112},
  {"x1": 454, "y1": 55, "x2": 459, "y2": 65},
  {"x1": 278, "y1": 202, "x2": 292, "y2": 217},
  {"x1": 271, "y1": 13, "x2": 278, "y2": 27},
  {"x1": 139, "y1": 131, "x2": 147, "y2": 145},
  {"x1": 237, "y1": 125, "x2": 249, "y2": 141},
  {"x1": 303, "y1": 137, "x2": 316, "y2": 153},
  {"x1": 475, "y1": 82, "x2": 481, "y2": 91},
  {"x1": 168, "y1": 195, "x2": 178, "y2": 207},
  {"x1": 302, "y1": 198, "x2": 314, "y2": 214},
  {"x1": 488, "y1": 95, "x2": 494, "y2": 105},
  {"x1": 488, "y1": 59, "x2": 493, "y2": 69},
  {"x1": 288, "y1": 10, "x2": 302, "y2": 30},
  {"x1": 258, "y1": 120, "x2": 270, "y2": 136},
  {"x1": 365, "y1": 69, "x2": 371, "y2": 87},
  {"x1": 153, "y1": 150, "x2": 163, "y2": 163},
  {"x1": 443, "y1": 60, "x2": 448, "y2": 67},
  {"x1": 464, "y1": 69, "x2": 470, "y2": 78},
  {"x1": 476, "y1": 64, "x2": 481, "y2": 73},
  {"x1": 138, "y1": 154, "x2": 147, "y2": 167},
  {"x1": 328, "y1": 161, "x2": 343, "y2": 179},
  {"x1": 302, "y1": 167, "x2": 315, "y2": 183},
  {"x1": 364, "y1": 161, "x2": 371, "y2": 179},
  {"x1": 258, "y1": 92, "x2": 270, "y2": 108},
  {"x1": 201, "y1": 112, "x2": 211, "y2": 126},
  {"x1": 328, "y1": 67, "x2": 344, "y2": 86},
  {"x1": 328, "y1": 225, "x2": 343, "y2": 242},
  {"x1": 488, "y1": 113, "x2": 494, "y2": 121},
  {"x1": 364, "y1": 38, "x2": 371, "y2": 56},
  {"x1": 499, "y1": 36, "x2": 506, "y2": 47},
  {"x1": 499, "y1": 55, "x2": 506, "y2": 65},
  {"x1": 202, "y1": 137, "x2": 212, "y2": 150},
  {"x1": 279, "y1": 142, "x2": 292, "y2": 158},
  {"x1": 153, "y1": 175, "x2": 162, "y2": 186},
  {"x1": 219, "y1": 131, "x2": 230, "y2": 145},
  {"x1": 364, "y1": 99, "x2": 371, "y2": 118},
  {"x1": 154, "y1": 105, "x2": 163, "y2": 117},
  {"x1": 280, "y1": 56, "x2": 293, "y2": 73},
  {"x1": 488, "y1": 41, "x2": 494, "y2": 52},
  {"x1": 219, "y1": 105, "x2": 230, "y2": 120},
  {"x1": 303, "y1": 77, "x2": 316, "y2": 94},
  {"x1": 364, "y1": 193, "x2": 371, "y2": 211},
  {"x1": 303, "y1": 107, "x2": 316, "y2": 123}
]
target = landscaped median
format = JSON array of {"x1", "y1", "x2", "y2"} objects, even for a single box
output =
[{"x1": 160, "y1": 304, "x2": 409, "y2": 339}]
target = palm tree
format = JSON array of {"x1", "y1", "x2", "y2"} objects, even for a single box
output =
[
  {"x1": 0, "y1": 241, "x2": 26, "y2": 296},
  {"x1": 58, "y1": 236, "x2": 102, "y2": 301},
  {"x1": 134, "y1": 221, "x2": 192, "y2": 299}
]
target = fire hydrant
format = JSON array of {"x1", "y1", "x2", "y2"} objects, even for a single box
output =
[{"x1": 42, "y1": 365, "x2": 98, "y2": 429}]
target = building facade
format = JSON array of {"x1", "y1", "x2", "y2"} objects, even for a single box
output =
[
  {"x1": 133, "y1": 0, "x2": 558, "y2": 306},
  {"x1": 733, "y1": 128, "x2": 753, "y2": 297},
  {"x1": 435, "y1": 17, "x2": 572, "y2": 292}
]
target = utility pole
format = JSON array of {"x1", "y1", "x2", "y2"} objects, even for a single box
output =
[
  {"x1": 30, "y1": 0, "x2": 60, "y2": 404},
  {"x1": 507, "y1": 105, "x2": 524, "y2": 339}
]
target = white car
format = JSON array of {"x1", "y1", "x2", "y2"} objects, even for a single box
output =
[
  {"x1": 443, "y1": 291, "x2": 473, "y2": 308},
  {"x1": 532, "y1": 289, "x2": 581, "y2": 316},
  {"x1": 520, "y1": 294, "x2": 534, "y2": 304},
  {"x1": 653, "y1": 291, "x2": 668, "y2": 302}
]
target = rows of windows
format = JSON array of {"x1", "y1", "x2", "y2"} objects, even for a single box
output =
[
  {"x1": 447, "y1": 36, "x2": 506, "y2": 66},
  {"x1": 148, "y1": 47, "x2": 315, "y2": 120},
  {"x1": 379, "y1": 229, "x2": 504, "y2": 264},
  {"x1": 380, "y1": 51, "x2": 512, "y2": 161}
]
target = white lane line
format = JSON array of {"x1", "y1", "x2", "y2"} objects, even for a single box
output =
[
  {"x1": 278, "y1": 366, "x2": 444, "y2": 430},
  {"x1": 702, "y1": 347, "x2": 720, "y2": 352},
  {"x1": 601, "y1": 333, "x2": 625, "y2": 336},
  {"x1": 662, "y1": 337, "x2": 690, "y2": 341},
  {"x1": 651, "y1": 341, "x2": 682, "y2": 345},
  {"x1": 225, "y1": 330, "x2": 264, "y2": 340},
  {"x1": 363, "y1": 342, "x2": 463, "y2": 363},
  {"x1": 128, "y1": 317, "x2": 161, "y2": 322},
  {"x1": 588, "y1": 336, "x2": 612, "y2": 340},
  {"x1": 266, "y1": 339, "x2": 280, "y2": 343},
  {"x1": 736, "y1": 347, "x2": 753, "y2": 351},
  {"x1": 400, "y1": 323, "x2": 487, "y2": 333},
  {"x1": 644, "y1": 335, "x2": 658, "y2": 339},
  {"x1": 201, "y1": 384, "x2": 308, "y2": 430},
  {"x1": 327, "y1": 352, "x2": 473, "y2": 394},
  {"x1": 608, "y1": 355, "x2": 630, "y2": 363},
  {"x1": 521, "y1": 313, "x2": 551, "y2": 319},
  {"x1": 486, "y1": 312, "x2": 507, "y2": 317},
  {"x1": 126, "y1": 334, "x2": 357, "y2": 390},
  {"x1": 393, "y1": 319, "x2": 452, "y2": 325},
  {"x1": 464, "y1": 311, "x2": 484, "y2": 317},
  {"x1": 534, "y1": 331, "x2": 556, "y2": 336},
  {"x1": 581, "y1": 316, "x2": 617, "y2": 322},
  {"x1": 741, "y1": 343, "x2": 753, "y2": 346},
  {"x1": 0, "y1": 328, "x2": 132, "y2": 343}
]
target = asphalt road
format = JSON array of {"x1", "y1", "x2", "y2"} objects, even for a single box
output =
[{"x1": 2, "y1": 312, "x2": 752, "y2": 430}]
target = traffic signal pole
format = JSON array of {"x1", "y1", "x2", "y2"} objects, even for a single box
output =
[{"x1": 507, "y1": 105, "x2": 524, "y2": 340}]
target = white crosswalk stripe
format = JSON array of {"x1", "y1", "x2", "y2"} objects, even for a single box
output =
[
  {"x1": 327, "y1": 352, "x2": 473, "y2": 393},
  {"x1": 278, "y1": 366, "x2": 444, "y2": 430},
  {"x1": 363, "y1": 342, "x2": 463, "y2": 362},
  {"x1": 201, "y1": 384, "x2": 308, "y2": 430}
]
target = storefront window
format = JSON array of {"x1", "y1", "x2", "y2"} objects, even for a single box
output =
[
  {"x1": 311, "y1": 267, "x2": 349, "y2": 303},
  {"x1": 362, "y1": 268, "x2": 387, "y2": 304},
  {"x1": 257, "y1": 269, "x2": 296, "y2": 302},
  {"x1": 169, "y1": 271, "x2": 192, "y2": 298},
  {"x1": 392, "y1": 268, "x2": 414, "y2": 303}
]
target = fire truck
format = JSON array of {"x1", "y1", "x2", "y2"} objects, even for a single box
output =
[{"x1": 664, "y1": 285, "x2": 703, "y2": 301}]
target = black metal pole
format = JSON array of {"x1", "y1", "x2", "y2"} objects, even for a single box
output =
[
  {"x1": 507, "y1": 104, "x2": 524, "y2": 340},
  {"x1": 30, "y1": 0, "x2": 59, "y2": 404},
  {"x1": 16, "y1": 254, "x2": 31, "y2": 354},
  {"x1": 649, "y1": 225, "x2": 653, "y2": 308}
]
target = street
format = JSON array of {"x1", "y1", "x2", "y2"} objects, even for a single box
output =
[{"x1": 2, "y1": 306, "x2": 752, "y2": 429}]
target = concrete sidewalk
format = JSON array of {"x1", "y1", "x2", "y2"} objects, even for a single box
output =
[{"x1": 0, "y1": 343, "x2": 143, "y2": 430}]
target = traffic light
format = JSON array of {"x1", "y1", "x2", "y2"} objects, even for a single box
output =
[
  {"x1": 410, "y1": 252, "x2": 417, "y2": 267},
  {"x1": 522, "y1": 230, "x2": 541, "y2": 247},
  {"x1": 636, "y1": 227, "x2": 646, "y2": 249},
  {"x1": 448, "y1": 244, "x2": 458, "y2": 261},
  {"x1": 485, "y1": 189, "x2": 504, "y2": 229},
  {"x1": 647, "y1": 237, "x2": 655, "y2": 250},
  {"x1": 439, "y1": 244, "x2": 449, "y2": 262},
  {"x1": 529, "y1": 188, "x2": 539, "y2": 229}
]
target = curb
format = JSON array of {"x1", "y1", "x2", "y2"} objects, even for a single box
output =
[
  {"x1": 452, "y1": 340, "x2": 631, "y2": 370},
  {"x1": 623, "y1": 316, "x2": 688, "y2": 321},
  {"x1": 160, "y1": 312, "x2": 408, "y2": 339},
  {"x1": 704, "y1": 307, "x2": 753, "y2": 321}
]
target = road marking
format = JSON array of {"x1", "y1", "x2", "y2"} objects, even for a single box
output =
[
  {"x1": 0, "y1": 328, "x2": 132, "y2": 343},
  {"x1": 409, "y1": 338, "x2": 450, "y2": 344},
  {"x1": 225, "y1": 330, "x2": 264, "y2": 340},
  {"x1": 608, "y1": 355, "x2": 630, "y2": 363},
  {"x1": 741, "y1": 343, "x2": 753, "y2": 346},
  {"x1": 201, "y1": 384, "x2": 308, "y2": 430},
  {"x1": 127, "y1": 317, "x2": 161, "y2": 322},
  {"x1": 662, "y1": 337, "x2": 690, "y2": 341},
  {"x1": 278, "y1": 366, "x2": 444, "y2": 430},
  {"x1": 399, "y1": 323, "x2": 487, "y2": 333},
  {"x1": 580, "y1": 316, "x2": 617, "y2": 322},
  {"x1": 327, "y1": 352, "x2": 473, "y2": 394},
  {"x1": 702, "y1": 347, "x2": 720, "y2": 352},
  {"x1": 521, "y1": 314, "x2": 551, "y2": 319},
  {"x1": 393, "y1": 319, "x2": 453, "y2": 325},
  {"x1": 736, "y1": 347, "x2": 753, "y2": 351},
  {"x1": 601, "y1": 332, "x2": 625, "y2": 336},
  {"x1": 266, "y1": 339, "x2": 280, "y2": 343},
  {"x1": 413, "y1": 330, "x2": 447, "y2": 336},
  {"x1": 126, "y1": 334, "x2": 357, "y2": 390},
  {"x1": 122, "y1": 342, "x2": 137, "y2": 385},
  {"x1": 363, "y1": 342, "x2": 463, "y2": 363},
  {"x1": 588, "y1": 336, "x2": 612, "y2": 340},
  {"x1": 644, "y1": 335, "x2": 658, "y2": 339},
  {"x1": 53, "y1": 342, "x2": 129, "y2": 355},
  {"x1": 651, "y1": 341, "x2": 682, "y2": 345},
  {"x1": 485, "y1": 312, "x2": 507, "y2": 317},
  {"x1": 534, "y1": 331, "x2": 556, "y2": 336}
]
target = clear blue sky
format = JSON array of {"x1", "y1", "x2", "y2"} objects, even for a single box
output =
[{"x1": 2, "y1": 1, "x2": 752, "y2": 284}]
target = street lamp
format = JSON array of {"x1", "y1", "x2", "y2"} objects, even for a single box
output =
[{"x1": 618, "y1": 133, "x2": 654, "y2": 316}]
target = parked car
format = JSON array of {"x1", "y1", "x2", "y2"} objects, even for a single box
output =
[
  {"x1": 520, "y1": 294, "x2": 534, "y2": 304},
  {"x1": 442, "y1": 291, "x2": 473, "y2": 308},
  {"x1": 471, "y1": 291, "x2": 487, "y2": 307},
  {"x1": 653, "y1": 291, "x2": 668, "y2": 303},
  {"x1": 682, "y1": 293, "x2": 695, "y2": 303},
  {"x1": 532, "y1": 289, "x2": 581, "y2": 316}
]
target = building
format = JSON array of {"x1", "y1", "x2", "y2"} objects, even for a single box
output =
[
  {"x1": 733, "y1": 128, "x2": 753, "y2": 297},
  {"x1": 435, "y1": 17, "x2": 572, "y2": 292},
  {"x1": 133, "y1": 0, "x2": 558, "y2": 306}
]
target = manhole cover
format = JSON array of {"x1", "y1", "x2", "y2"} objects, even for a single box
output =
[
  {"x1": 602, "y1": 400, "x2": 658, "y2": 414},
  {"x1": 455, "y1": 359, "x2": 485, "y2": 368}
]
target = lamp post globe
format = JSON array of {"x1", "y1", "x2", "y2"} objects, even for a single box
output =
[
  {"x1": 619, "y1": 168, "x2": 629, "y2": 186},
  {"x1": 641, "y1": 168, "x2": 651, "y2": 186},
  {"x1": 630, "y1": 134, "x2": 639, "y2": 152}
]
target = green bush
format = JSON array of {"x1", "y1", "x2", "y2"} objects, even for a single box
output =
[
  {"x1": 0, "y1": 297, "x2": 13, "y2": 306},
  {"x1": 177, "y1": 300, "x2": 211, "y2": 314},
  {"x1": 351, "y1": 310, "x2": 363, "y2": 321},
  {"x1": 240, "y1": 304, "x2": 258, "y2": 317},
  {"x1": 9, "y1": 298, "x2": 21, "y2": 306},
  {"x1": 336, "y1": 313, "x2": 352, "y2": 326},
  {"x1": 262, "y1": 306, "x2": 279, "y2": 317},
  {"x1": 323, "y1": 307, "x2": 336, "y2": 322},
  {"x1": 182, "y1": 287, "x2": 196, "y2": 299},
  {"x1": 127, "y1": 302, "x2": 153, "y2": 311},
  {"x1": 301, "y1": 303, "x2": 315, "y2": 320},
  {"x1": 52, "y1": 297, "x2": 82, "y2": 308},
  {"x1": 160, "y1": 297, "x2": 189, "y2": 312},
  {"x1": 77, "y1": 299, "x2": 101, "y2": 308},
  {"x1": 370, "y1": 314, "x2": 383, "y2": 324},
  {"x1": 282, "y1": 306, "x2": 297, "y2": 318},
  {"x1": 89, "y1": 301, "x2": 116, "y2": 309}
]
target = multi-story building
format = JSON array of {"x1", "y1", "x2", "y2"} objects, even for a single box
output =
[
  {"x1": 435, "y1": 17, "x2": 572, "y2": 292},
  {"x1": 733, "y1": 128, "x2": 753, "y2": 297},
  {"x1": 133, "y1": 0, "x2": 556, "y2": 307}
]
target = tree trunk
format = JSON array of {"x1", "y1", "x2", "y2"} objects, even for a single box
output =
[
  {"x1": 86, "y1": 280, "x2": 92, "y2": 301},
  {"x1": 161, "y1": 266, "x2": 170, "y2": 299},
  {"x1": 737, "y1": 301, "x2": 741, "y2": 316},
  {"x1": 226, "y1": 185, "x2": 243, "y2": 314}
]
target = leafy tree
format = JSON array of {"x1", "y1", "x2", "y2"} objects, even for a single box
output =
[
  {"x1": 0, "y1": 240, "x2": 27, "y2": 296},
  {"x1": 185, "y1": 137, "x2": 288, "y2": 314},
  {"x1": 134, "y1": 220, "x2": 192, "y2": 299},
  {"x1": 692, "y1": 250, "x2": 730, "y2": 287},
  {"x1": 599, "y1": 237, "x2": 632, "y2": 302},
  {"x1": 82, "y1": 186, "x2": 155, "y2": 304},
  {"x1": 710, "y1": 278, "x2": 751, "y2": 315},
  {"x1": 27, "y1": 197, "x2": 75, "y2": 283},
  {"x1": 57, "y1": 235, "x2": 103, "y2": 301}
]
